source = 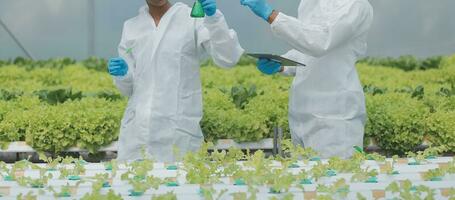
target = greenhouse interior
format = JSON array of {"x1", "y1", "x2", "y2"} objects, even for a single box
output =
[{"x1": 1, "y1": 0, "x2": 455, "y2": 199}]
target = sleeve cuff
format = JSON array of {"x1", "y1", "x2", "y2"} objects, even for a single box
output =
[{"x1": 270, "y1": 12, "x2": 286, "y2": 28}]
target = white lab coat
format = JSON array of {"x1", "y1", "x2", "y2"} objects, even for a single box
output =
[
  {"x1": 271, "y1": 0, "x2": 373, "y2": 158},
  {"x1": 114, "y1": 3, "x2": 244, "y2": 162}
]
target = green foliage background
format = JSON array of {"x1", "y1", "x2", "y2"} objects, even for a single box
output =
[{"x1": 0, "y1": 55, "x2": 454, "y2": 154}]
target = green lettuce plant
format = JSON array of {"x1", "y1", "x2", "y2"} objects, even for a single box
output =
[
  {"x1": 152, "y1": 191, "x2": 177, "y2": 200},
  {"x1": 316, "y1": 179, "x2": 350, "y2": 199}
]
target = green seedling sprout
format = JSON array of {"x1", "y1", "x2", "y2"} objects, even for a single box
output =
[
  {"x1": 80, "y1": 189, "x2": 122, "y2": 200},
  {"x1": 17, "y1": 166, "x2": 53, "y2": 188},
  {"x1": 152, "y1": 191, "x2": 177, "y2": 200},
  {"x1": 58, "y1": 156, "x2": 86, "y2": 180},
  {"x1": 381, "y1": 157, "x2": 400, "y2": 175},
  {"x1": 183, "y1": 142, "x2": 220, "y2": 184},
  {"x1": 2, "y1": 158, "x2": 32, "y2": 181},
  {"x1": 406, "y1": 146, "x2": 444, "y2": 165},
  {"x1": 423, "y1": 168, "x2": 446, "y2": 181},
  {"x1": 386, "y1": 180, "x2": 436, "y2": 199},
  {"x1": 316, "y1": 179, "x2": 350, "y2": 199},
  {"x1": 16, "y1": 191, "x2": 38, "y2": 200},
  {"x1": 199, "y1": 185, "x2": 227, "y2": 200},
  {"x1": 264, "y1": 167, "x2": 295, "y2": 194},
  {"x1": 38, "y1": 152, "x2": 62, "y2": 171},
  {"x1": 48, "y1": 183, "x2": 77, "y2": 198},
  {"x1": 350, "y1": 167, "x2": 378, "y2": 183}
]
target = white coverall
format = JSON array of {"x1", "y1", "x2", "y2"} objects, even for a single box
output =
[
  {"x1": 114, "y1": 3, "x2": 244, "y2": 162},
  {"x1": 272, "y1": 0, "x2": 373, "y2": 158}
]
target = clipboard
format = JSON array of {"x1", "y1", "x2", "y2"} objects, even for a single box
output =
[{"x1": 247, "y1": 53, "x2": 306, "y2": 67}]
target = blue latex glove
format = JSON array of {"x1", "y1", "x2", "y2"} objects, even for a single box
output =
[
  {"x1": 240, "y1": 0, "x2": 273, "y2": 21},
  {"x1": 257, "y1": 58, "x2": 281, "y2": 75},
  {"x1": 199, "y1": 0, "x2": 217, "y2": 16},
  {"x1": 108, "y1": 57, "x2": 128, "y2": 76}
]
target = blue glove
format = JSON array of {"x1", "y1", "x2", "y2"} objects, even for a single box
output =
[
  {"x1": 199, "y1": 0, "x2": 217, "y2": 16},
  {"x1": 240, "y1": 0, "x2": 273, "y2": 21},
  {"x1": 257, "y1": 58, "x2": 281, "y2": 75},
  {"x1": 108, "y1": 57, "x2": 128, "y2": 76}
]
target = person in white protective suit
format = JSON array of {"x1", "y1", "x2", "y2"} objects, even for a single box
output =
[
  {"x1": 108, "y1": 0, "x2": 244, "y2": 162},
  {"x1": 241, "y1": 0, "x2": 373, "y2": 158}
]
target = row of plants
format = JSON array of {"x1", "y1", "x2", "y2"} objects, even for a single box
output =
[
  {"x1": 3, "y1": 54, "x2": 451, "y2": 72},
  {"x1": 1, "y1": 142, "x2": 455, "y2": 199},
  {"x1": 0, "y1": 57, "x2": 107, "y2": 72},
  {"x1": 0, "y1": 56, "x2": 256, "y2": 72},
  {"x1": 0, "y1": 87, "x2": 122, "y2": 103},
  {"x1": 0, "y1": 64, "x2": 117, "y2": 93},
  {"x1": 2, "y1": 54, "x2": 447, "y2": 73},
  {"x1": 358, "y1": 55, "x2": 444, "y2": 71},
  {"x1": 1, "y1": 55, "x2": 455, "y2": 154},
  {"x1": 0, "y1": 97, "x2": 124, "y2": 153}
]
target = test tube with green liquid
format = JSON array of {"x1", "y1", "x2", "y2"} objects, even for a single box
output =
[{"x1": 191, "y1": 0, "x2": 205, "y2": 18}]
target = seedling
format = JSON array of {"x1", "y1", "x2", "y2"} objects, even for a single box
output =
[
  {"x1": 242, "y1": 150, "x2": 272, "y2": 185},
  {"x1": 120, "y1": 158, "x2": 154, "y2": 182},
  {"x1": 381, "y1": 157, "x2": 400, "y2": 175},
  {"x1": 231, "y1": 192, "x2": 247, "y2": 200},
  {"x1": 352, "y1": 146, "x2": 386, "y2": 162},
  {"x1": 85, "y1": 173, "x2": 112, "y2": 191},
  {"x1": 16, "y1": 191, "x2": 38, "y2": 200},
  {"x1": 121, "y1": 159, "x2": 161, "y2": 197},
  {"x1": 297, "y1": 170, "x2": 312, "y2": 184},
  {"x1": 38, "y1": 153, "x2": 62, "y2": 171},
  {"x1": 17, "y1": 166, "x2": 52, "y2": 188},
  {"x1": 265, "y1": 168, "x2": 295, "y2": 194},
  {"x1": 386, "y1": 180, "x2": 436, "y2": 199},
  {"x1": 126, "y1": 175, "x2": 161, "y2": 197},
  {"x1": 48, "y1": 183, "x2": 75, "y2": 198},
  {"x1": 0, "y1": 161, "x2": 13, "y2": 181},
  {"x1": 1, "y1": 159, "x2": 31, "y2": 181},
  {"x1": 152, "y1": 191, "x2": 177, "y2": 200},
  {"x1": 406, "y1": 146, "x2": 443, "y2": 165},
  {"x1": 406, "y1": 151, "x2": 425, "y2": 165},
  {"x1": 351, "y1": 167, "x2": 378, "y2": 183},
  {"x1": 199, "y1": 185, "x2": 227, "y2": 200},
  {"x1": 311, "y1": 162, "x2": 329, "y2": 181},
  {"x1": 59, "y1": 157, "x2": 86, "y2": 180},
  {"x1": 80, "y1": 189, "x2": 122, "y2": 200},
  {"x1": 328, "y1": 156, "x2": 360, "y2": 173},
  {"x1": 317, "y1": 179, "x2": 350, "y2": 199},
  {"x1": 183, "y1": 142, "x2": 220, "y2": 184},
  {"x1": 281, "y1": 139, "x2": 318, "y2": 164},
  {"x1": 422, "y1": 168, "x2": 445, "y2": 181},
  {"x1": 218, "y1": 147, "x2": 244, "y2": 177}
]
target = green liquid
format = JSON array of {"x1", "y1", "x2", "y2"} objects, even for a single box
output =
[{"x1": 191, "y1": 1, "x2": 205, "y2": 18}]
